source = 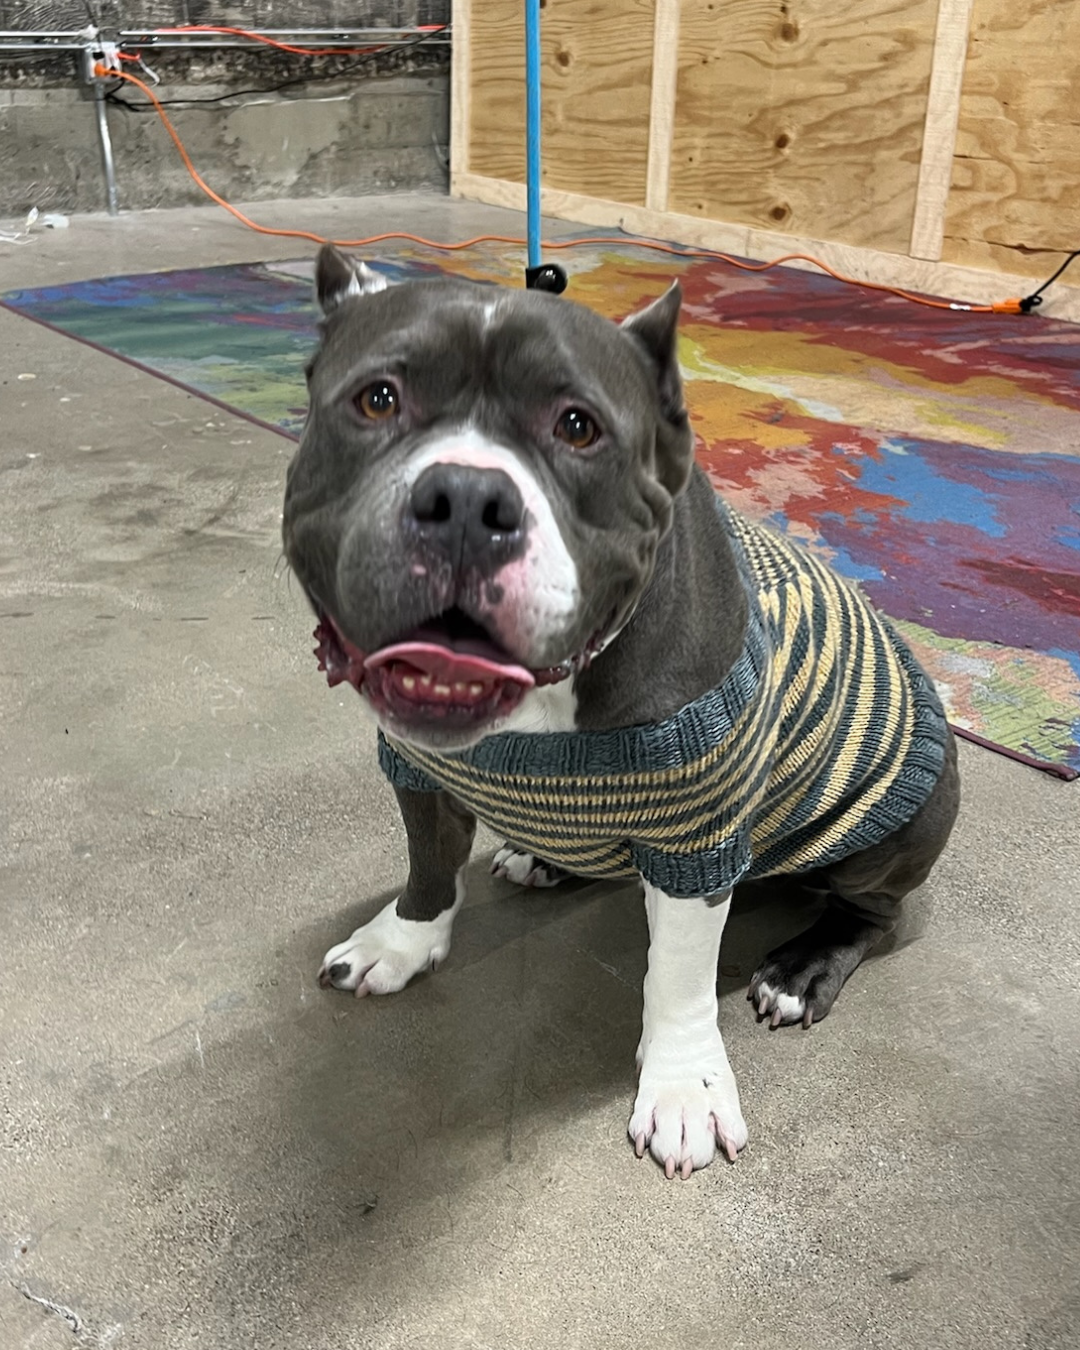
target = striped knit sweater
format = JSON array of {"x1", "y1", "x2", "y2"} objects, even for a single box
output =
[{"x1": 378, "y1": 501, "x2": 948, "y2": 899}]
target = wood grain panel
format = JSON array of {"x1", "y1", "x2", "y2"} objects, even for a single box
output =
[
  {"x1": 669, "y1": 0, "x2": 939, "y2": 253},
  {"x1": 452, "y1": 171, "x2": 1080, "y2": 320},
  {"x1": 942, "y1": 0, "x2": 1080, "y2": 280},
  {"x1": 466, "y1": 0, "x2": 655, "y2": 207}
]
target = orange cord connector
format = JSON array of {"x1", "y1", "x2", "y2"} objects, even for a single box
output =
[{"x1": 99, "y1": 62, "x2": 1024, "y2": 317}]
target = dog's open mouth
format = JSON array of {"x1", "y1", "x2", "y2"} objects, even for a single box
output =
[{"x1": 314, "y1": 607, "x2": 561, "y2": 729}]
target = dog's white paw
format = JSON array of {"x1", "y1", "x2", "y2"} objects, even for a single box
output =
[
  {"x1": 318, "y1": 896, "x2": 458, "y2": 997},
  {"x1": 491, "y1": 843, "x2": 568, "y2": 889},
  {"x1": 750, "y1": 978, "x2": 808, "y2": 1029},
  {"x1": 629, "y1": 1030, "x2": 748, "y2": 1179}
]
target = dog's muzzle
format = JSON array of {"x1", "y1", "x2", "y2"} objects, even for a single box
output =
[{"x1": 313, "y1": 609, "x2": 608, "y2": 734}]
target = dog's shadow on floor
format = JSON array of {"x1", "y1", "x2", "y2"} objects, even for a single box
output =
[
  {"x1": 447, "y1": 861, "x2": 931, "y2": 996},
  {"x1": 117, "y1": 856, "x2": 937, "y2": 1338},
  {"x1": 322, "y1": 857, "x2": 934, "y2": 1013}
]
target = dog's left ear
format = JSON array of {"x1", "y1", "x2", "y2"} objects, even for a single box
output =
[
  {"x1": 621, "y1": 283, "x2": 694, "y2": 497},
  {"x1": 315, "y1": 243, "x2": 388, "y2": 315}
]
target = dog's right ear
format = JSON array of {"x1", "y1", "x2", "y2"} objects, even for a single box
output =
[{"x1": 315, "y1": 243, "x2": 388, "y2": 315}]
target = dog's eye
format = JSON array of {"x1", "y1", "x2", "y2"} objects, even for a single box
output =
[
  {"x1": 554, "y1": 408, "x2": 600, "y2": 450},
  {"x1": 355, "y1": 381, "x2": 400, "y2": 421}
]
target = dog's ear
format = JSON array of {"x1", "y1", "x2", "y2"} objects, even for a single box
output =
[
  {"x1": 315, "y1": 243, "x2": 388, "y2": 315},
  {"x1": 621, "y1": 282, "x2": 684, "y2": 421},
  {"x1": 621, "y1": 283, "x2": 694, "y2": 498}
]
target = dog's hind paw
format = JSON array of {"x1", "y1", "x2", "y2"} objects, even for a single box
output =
[
  {"x1": 748, "y1": 978, "x2": 810, "y2": 1029},
  {"x1": 491, "y1": 843, "x2": 569, "y2": 889},
  {"x1": 748, "y1": 906, "x2": 891, "y2": 1028}
]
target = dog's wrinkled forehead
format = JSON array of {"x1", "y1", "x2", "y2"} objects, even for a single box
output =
[{"x1": 310, "y1": 275, "x2": 663, "y2": 428}]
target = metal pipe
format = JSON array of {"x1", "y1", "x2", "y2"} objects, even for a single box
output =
[
  {"x1": 108, "y1": 39, "x2": 451, "y2": 49},
  {"x1": 0, "y1": 28, "x2": 450, "y2": 50},
  {"x1": 0, "y1": 40, "x2": 87, "y2": 50},
  {"x1": 0, "y1": 39, "x2": 450, "y2": 52},
  {"x1": 92, "y1": 80, "x2": 119, "y2": 216},
  {"x1": 525, "y1": 0, "x2": 542, "y2": 271},
  {"x1": 120, "y1": 28, "x2": 447, "y2": 38},
  {"x1": 0, "y1": 27, "x2": 444, "y2": 36}
]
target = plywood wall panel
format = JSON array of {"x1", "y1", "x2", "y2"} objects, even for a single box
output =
[
  {"x1": 942, "y1": 0, "x2": 1080, "y2": 280},
  {"x1": 456, "y1": 0, "x2": 1080, "y2": 306},
  {"x1": 466, "y1": 0, "x2": 655, "y2": 207},
  {"x1": 668, "y1": 0, "x2": 939, "y2": 253}
]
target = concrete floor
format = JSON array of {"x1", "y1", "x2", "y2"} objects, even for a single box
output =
[{"x1": 1, "y1": 194, "x2": 1078, "y2": 1350}]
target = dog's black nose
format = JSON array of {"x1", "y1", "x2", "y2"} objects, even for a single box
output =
[{"x1": 407, "y1": 463, "x2": 526, "y2": 568}]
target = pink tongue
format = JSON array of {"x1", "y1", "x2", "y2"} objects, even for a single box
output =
[{"x1": 364, "y1": 641, "x2": 536, "y2": 689}]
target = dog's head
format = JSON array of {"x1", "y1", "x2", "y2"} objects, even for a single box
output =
[{"x1": 283, "y1": 244, "x2": 694, "y2": 751}]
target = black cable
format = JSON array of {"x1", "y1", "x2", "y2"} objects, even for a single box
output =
[
  {"x1": 1019, "y1": 250, "x2": 1080, "y2": 312},
  {"x1": 103, "y1": 26, "x2": 447, "y2": 113}
]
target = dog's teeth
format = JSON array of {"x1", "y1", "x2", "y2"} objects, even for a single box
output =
[
  {"x1": 401, "y1": 675, "x2": 416, "y2": 691},
  {"x1": 418, "y1": 674, "x2": 432, "y2": 688},
  {"x1": 452, "y1": 682, "x2": 468, "y2": 695},
  {"x1": 433, "y1": 682, "x2": 451, "y2": 697},
  {"x1": 468, "y1": 682, "x2": 484, "y2": 697}
]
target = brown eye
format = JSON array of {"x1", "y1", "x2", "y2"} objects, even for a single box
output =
[
  {"x1": 355, "y1": 381, "x2": 399, "y2": 420},
  {"x1": 554, "y1": 407, "x2": 600, "y2": 450}
]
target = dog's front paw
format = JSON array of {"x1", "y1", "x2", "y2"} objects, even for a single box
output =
[
  {"x1": 318, "y1": 898, "x2": 454, "y2": 998},
  {"x1": 491, "y1": 843, "x2": 568, "y2": 889},
  {"x1": 629, "y1": 1034, "x2": 748, "y2": 1179}
]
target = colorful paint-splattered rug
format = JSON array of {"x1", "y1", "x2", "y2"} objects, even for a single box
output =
[{"x1": 4, "y1": 237, "x2": 1079, "y2": 777}]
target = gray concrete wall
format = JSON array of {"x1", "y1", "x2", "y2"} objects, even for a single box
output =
[
  {"x1": 0, "y1": 76, "x2": 449, "y2": 215},
  {"x1": 0, "y1": 1, "x2": 450, "y2": 214}
]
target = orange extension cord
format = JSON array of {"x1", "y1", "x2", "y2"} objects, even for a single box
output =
[{"x1": 100, "y1": 62, "x2": 1028, "y2": 316}]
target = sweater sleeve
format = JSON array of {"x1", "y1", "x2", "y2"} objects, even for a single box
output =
[
  {"x1": 630, "y1": 830, "x2": 754, "y2": 899},
  {"x1": 377, "y1": 732, "x2": 443, "y2": 793}
]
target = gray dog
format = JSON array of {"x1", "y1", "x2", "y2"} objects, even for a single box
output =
[{"x1": 282, "y1": 245, "x2": 960, "y2": 1179}]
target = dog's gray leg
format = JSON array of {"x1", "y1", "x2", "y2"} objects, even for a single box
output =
[
  {"x1": 750, "y1": 731, "x2": 960, "y2": 1027},
  {"x1": 629, "y1": 882, "x2": 748, "y2": 1178},
  {"x1": 318, "y1": 787, "x2": 476, "y2": 996}
]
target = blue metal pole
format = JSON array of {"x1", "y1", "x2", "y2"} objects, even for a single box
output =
[{"x1": 525, "y1": 0, "x2": 542, "y2": 271}]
